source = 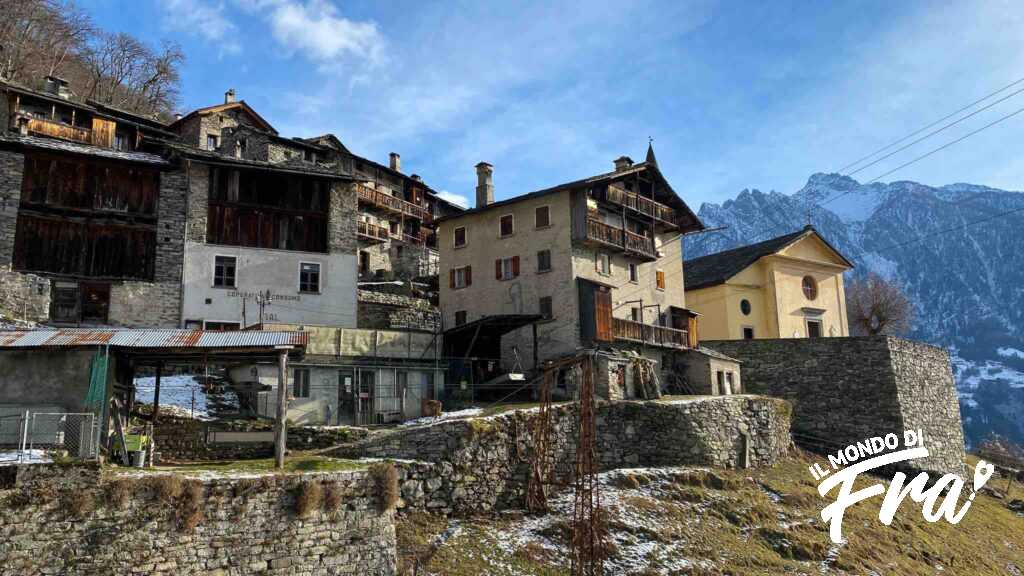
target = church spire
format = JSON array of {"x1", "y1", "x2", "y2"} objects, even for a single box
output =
[{"x1": 645, "y1": 137, "x2": 658, "y2": 165}]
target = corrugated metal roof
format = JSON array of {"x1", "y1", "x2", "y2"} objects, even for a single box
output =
[{"x1": 0, "y1": 329, "x2": 307, "y2": 349}]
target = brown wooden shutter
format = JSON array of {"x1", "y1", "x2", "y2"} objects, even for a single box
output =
[
  {"x1": 595, "y1": 287, "x2": 613, "y2": 342},
  {"x1": 512, "y1": 256, "x2": 520, "y2": 277},
  {"x1": 656, "y1": 270, "x2": 666, "y2": 290},
  {"x1": 449, "y1": 269, "x2": 456, "y2": 289},
  {"x1": 687, "y1": 315, "x2": 699, "y2": 348},
  {"x1": 496, "y1": 258, "x2": 503, "y2": 280},
  {"x1": 465, "y1": 266, "x2": 472, "y2": 286}
]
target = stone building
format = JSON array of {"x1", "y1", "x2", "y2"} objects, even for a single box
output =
[
  {"x1": 437, "y1": 145, "x2": 729, "y2": 393},
  {"x1": 686, "y1": 225, "x2": 854, "y2": 340},
  {"x1": 0, "y1": 77, "x2": 186, "y2": 327}
]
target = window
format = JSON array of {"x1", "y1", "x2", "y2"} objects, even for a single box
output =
[
  {"x1": 359, "y1": 251, "x2": 370, "y2": 275},
  {"x1": 743, "y1": 326, "x2": 755, "y2": 340},
  {"x1": 303, "y1": 149, "x2": 317, "y2": 163},
  {"x1": 114, "y1": 133, "x2": 127, "y2": 151},
  {"x1": 656, "y1": 269, "x2": 666, "y2": 290},
  {"x1": 537, "y1": 249, "x2": 551, "y2": 273},
  {"x1": 535, "y1": 205, "x2": 550, "y2": 228},
  {"x1": 631, "y1": 307, "x2": 642, "y2": 322},
  {"x1": 293, "y1": 369, "x2": 310, "y2": 398},
  {"x1": 539, "y1": 296, "x2": 553, "y2": 320},
  {"x1": 207, "y1": 135, "x2": 218, "y2": 151},
  {"x1": 740, "y1": 299, "x2": 751, "y2": 316},
  {"x1": 204, "y1": 321, "x2": 240, "y2": 331},
  {"x1": 213, "y1": 256, "x2": 237, "y2": 288},
  {"x1": 807, "y1": 319, "x2": 823, "y2": 338},
  {"x1": 496, "y1": 256, "x2": 520, "y2": 280},
  {"x1": 499, "y1": 214, "x2": 514, "y2": 237},
  {"x1": 455, "y1": 310, "x2": 467, "y2": 326},
  {"x1": 802, "y1": 275, "x2": 818, "y2": 300},
  {"x1": 454, "y1": 226, "x2": 467, "y2": 248},
  {"x1": 235, "y1": 138, "x2": 247, "y2": 158},
  {"x1": 299, "y1": 262, "x2": 321, "y2": 293},
  {"x1": 596, "y1": 252, "x2": 611, "y2": 275},
  {"x1": 51, "y1": 282, "x2": 110, "y2": 325},
  {"x1": 628, "y1": 262, "x2": 638, "y2": 283},
  {"x1": 451, "y1": 266, "x2": 471, "y2": 289}
]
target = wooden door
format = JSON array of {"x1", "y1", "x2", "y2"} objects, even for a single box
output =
[{"x1": 595, "y1": 286, "x2": 613, "y2": 342}]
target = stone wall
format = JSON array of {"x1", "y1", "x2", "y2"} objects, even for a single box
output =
[
  {"x1": 0, "y1": 150, "x2": 24, "y2": 266},
  {"x1": 357, "y1": 290, "x2": 439, "y2": 332},
  {"x1": 329, "y1": 182, "x2": 358, "y2": 255},
  {"x1": 704, "y1": 336, "x2": 966, "y2": 476},
  {"x1": 0, "y1": 266, "x2": 49, "y2": 322},
  {"x1": 0, "y1": 464, "x2": 396, "y2": 575},
  {"x1": 337, "y1": 395, "x2": 791, "y2": 514}
]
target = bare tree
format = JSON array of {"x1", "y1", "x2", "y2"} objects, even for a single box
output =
[
  {"x1": 846, "y1": 272, "x2": 913, "y2": 336},
  {"x1": 83, "y1": 33, "x2": 183, "y2": 116},
  {"x1": 0, "y1": 0, "x2": 93, "y2": 84}
]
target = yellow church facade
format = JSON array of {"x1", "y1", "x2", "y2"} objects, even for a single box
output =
[{"x1": 685, "y1": 226, "x2": 853, "y2": 340}]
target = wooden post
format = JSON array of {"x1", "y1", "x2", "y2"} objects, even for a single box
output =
[
  {"x1": 532, "y1": 322, "x2": 539, "y2": 372},
  {"x1": 274, "y1": 348, "x2": 291, "y2": 469},
  {"x1": 152, "y1": 362, "x2": 163, "y2": 424}
]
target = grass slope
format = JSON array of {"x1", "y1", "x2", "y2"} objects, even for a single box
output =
[{"x1": 397, "y1": 452, "x2": 1024, "y2": 575}]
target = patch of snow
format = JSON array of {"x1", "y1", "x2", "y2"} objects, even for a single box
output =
[
  {"x1": 0, "y1": 449, "x2": 52, "y2": 466},
  {"x1": 134, "y1": 375, "x2": 211, "y2": 420},
  {"x1": 859, "y1": 252, "x2": 900, "y2": 280},
  {"x1": 997, "y1": 347, "x2": 1024, "y2": 360},
  {"x1": 399, "y1": 408, "x2": 483, "y2": 427}
]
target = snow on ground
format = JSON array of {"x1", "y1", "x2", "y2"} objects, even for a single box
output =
[
  {"x1": 134, "y1": 375, "x2": 211, "y2": 420},
  {"x1": 951, "y1": 353, "x2": 1024, "y2": 392},
  {"x1": 399, "y1": 408, "x2": 484, "y2": 427},
  {"x1": 0, "y1": 449, "x2": 52, "y2": 466},
  {"x1": 997, "y1": 347, "x2": 1024, "y2": 360}
]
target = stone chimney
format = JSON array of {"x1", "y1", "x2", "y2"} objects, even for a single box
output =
[
  {"x1": 43, "y1": 76, "x2": 71, "y2": 99},
  {"x1": 614, "y1": 156, "x2": 634, "y2": 172},
  {"x1": 225, "y1": 88, "x2": 236, "y2": 104},
  {"x1": 475, "y1": 162, "x2": 494, "y2": 208},
  {"x1": 389, "y1": 152, "x2": 401, "y2": 172}
]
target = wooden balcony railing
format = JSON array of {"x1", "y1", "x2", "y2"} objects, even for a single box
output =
[
  {"x1": 355, "y1": 183, "x2": 429, "y2": 220},
  {"x1": 357, "y1": 220, "x2": 389, "y2": 243},
  {"x1": 613, "y1": 318, "x2": 689, "y2": 349},
  {"x1": 24, "y1": 117, "x2": 92, "y2": 145},
  {"x1": 605, "y1": 186, "x2": 679, "y2": 227},
  {"x1": 585, "y1": 218, "x2": 656, "y2": 260}
]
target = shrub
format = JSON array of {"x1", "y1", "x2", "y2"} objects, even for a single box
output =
[
  {"x1": 323, "y1": 481, "x2": 344, "y2": 515},
  {"x1": 370, "y1": 462, "x2": 400, "y2": 513},
  {"x1": 177, "y1": 481, "x2": 204, "y2": 532},
  {"x1": 63, "y1": 490, "x2": 95, "y2": 518},
  {"x1": 104, "y1": 479, "x2": 135, "y2": 510},
  {"x1": 148, "y1": 475, "x2": 184, "y2": 505},
  {"x1": 294, "y1": 480, "x2": 323, "y2": 519}
]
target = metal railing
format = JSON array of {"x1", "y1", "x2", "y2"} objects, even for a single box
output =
[
  {"x1": 585, "y1": 218, "x2": 657, "y2": 259},
  {"x1": 613, "y1": 318, "x2": 689, "y2": 349},
  {"x1": 0, "y1": 412, "x2": 99, "y2": 463}
]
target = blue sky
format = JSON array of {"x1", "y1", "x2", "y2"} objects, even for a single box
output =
[{"x1": 82, "y1": 0, "x2": 1024, "y2": 208}]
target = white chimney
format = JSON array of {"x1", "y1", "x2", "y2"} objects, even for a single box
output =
[
  {"x1": 389, "y1": 152, "x2": 401, "y2": 172},
  {"x1": 225, "y1": 88, "x2": 236, "y2": 104},
  {"x1": 475, "y1": 162, "x2": 494, "y2": 207}
]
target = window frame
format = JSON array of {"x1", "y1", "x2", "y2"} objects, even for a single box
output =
[
  {"x1": 298, "y1": 261, "x2": 322, "y2": 294},
  {"x1": 539, "y1": 296, "x2": 554, "y2": 321},
  {"x1": 740, "y1": 298, "x2": 752, "y2": 316},
  {"x1": 499, "y1": 214, "x2": 515, "y2": 238},
  {"x1": 655, "y1": 269, "x2": 666, "y2": 291},
  {"x1": 596, "y1": 252, "x2": 611, "y2": 276},
  {"x1": 535, "y1": 205, "x2": 551, "y2": 229},
  {"x1": 802, "y1": 275, "x2": 818, "y2": 300},
  {"x1": 454, "y1": 310, "x2": 468, "y2": 326},
  {"x1": 452, "y1": 266, "x2": 470, "y2": 289},
  {"x1": 293, "y1": 368, "x2": 311, "y2": 398},
  {"x1": 537, "y1": 249, "x2": 552, "y2": 273},
  {"x1": 453, "y1": 226, "x2": 467, "y2": 249},
  {"x1": 207, "y1": 134, "x2": 218, "y2": 151},
  {"x1": 806, "y1": 318, "x2": 823, "y2": 338},
  {"x1": 498, "y1": 256, "x2": 517, "y2": 280},
  {"x1": 212, "y1": 254, "x2": 237, "y2": 288},
  {"x1": 628, "y1": 262, "x2": 638, "y2": 283},
  {"x1": 742, "y1": 326, "x2": 755, "y2": 340}
]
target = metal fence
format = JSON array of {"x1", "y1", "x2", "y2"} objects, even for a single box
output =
[{"x1": 0, "y1": 412, "x2": 99, "y2": 464}]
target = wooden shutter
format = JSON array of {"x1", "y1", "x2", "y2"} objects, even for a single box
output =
[
  {"x1": 496, "y1": 258, "x2": 503, "y2": 280},
  {"x1": 687, "y1": 315, "x2": 699, "y2": 348},
  {"x1": 91, "y1": 118, "x2": 116, "y2": 148},
  {"x1": 512, "y1": 256, "x2": 520, "y2": 277},
  {"x1": 465, "y1": 266, "x2": 472, "y2": 286},
  {"x1": 656, "y1": 270, "x2": 666, "y2": 290},
  {"x1": 449, "y1": 269, "x2": 455, "y2": 289},
  {"x1": 595, "y1": 286, "x2": 613, "y2": 342}
]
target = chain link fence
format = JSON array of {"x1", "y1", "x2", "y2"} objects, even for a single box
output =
[{"x1": 0, "y1": 412, "x2": 99, "y2": 464}]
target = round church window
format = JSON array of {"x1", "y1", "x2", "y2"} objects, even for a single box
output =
[
  {"x1": 740, "y1": 299, "x2": 751, "y2": 316},
  {"x1": 802, "y1": 276, "x2": 818, "y2": 300}
]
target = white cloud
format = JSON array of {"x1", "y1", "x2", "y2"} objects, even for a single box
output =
[
  {"x1": 436, "y1": 191, "x2": 469, "y2": 208},
  {"x1": 160, "y1": 0, "x2": 241, "y2": 55}
]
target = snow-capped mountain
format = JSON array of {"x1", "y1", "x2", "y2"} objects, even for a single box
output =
[{"x1": 687, "y1": 173, "x2": 1024, "y2": 449}]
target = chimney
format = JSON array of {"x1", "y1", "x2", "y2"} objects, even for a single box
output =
[
  {"x1": 475, "y1": 162, "x2": 494, "y2": 207},
  {"x1": 44, "y1": 76, "x2": 71, "y2": 99},
  {"x1": 410, "y1": 174, "x2": 422, "y2": 182},
  {"x1": 614, "y1": 156, "x2": 634, "y2": 172},
  {"x1": 389, "y1": 152, "x2": 401, "y2": 172},
  {"x1": 224, "y1": 88, "x2": 236, "y2": 104}
]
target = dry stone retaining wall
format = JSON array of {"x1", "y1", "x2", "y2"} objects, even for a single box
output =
[
  {"x1": 0, "y1": 463, "x2": 396, "y2": 575},
  {"x1": 705, "y1": 336, "x2": 966, "y2": 477},
  {"x1": 337, "y1": 395, "x2": 791, "y2": 514}
]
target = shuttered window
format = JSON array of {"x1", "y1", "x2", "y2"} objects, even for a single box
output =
[
  {"x1": 450, "y1": 266, "x2": 472, "y2": 289},
  {"x1": 594, "y1": 286, "x2": 613, "y2": 342},
  {"x1": 496, "y1": 256, "x2": 519, "y2": 280},
  {"x1": 656, "y1": 269, "x2": 666, "y2": 290},
  {"x1": 535, "y1": 205, "x2": 550, "y2": 228}
]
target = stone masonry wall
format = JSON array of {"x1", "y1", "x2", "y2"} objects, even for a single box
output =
[
  {"x1": 0, "y1": 150, "x2": 24, "y2": 266},
  {"x1": 705, "y1": 336, "x2": 966, "y2": 476},
  {"x1": 337, "y1": 395, "x2": 791, "y2": 514},
  {"x1": 0, "y1": 266, "x2": 49, "y2": 322},
  {"x1": 330, "y1": 182, "x2": 358, "y2": 255},
  {"x1": 0, "y1": 463, "x2": 396, "y2": 575},
  {"x1": 357, "y1": 290, "x2": 439, "y2": 332}
]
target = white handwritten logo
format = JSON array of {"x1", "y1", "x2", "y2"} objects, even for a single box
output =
[{"x1": 809, "y1": 430, "x2": 993, "y2": 543}]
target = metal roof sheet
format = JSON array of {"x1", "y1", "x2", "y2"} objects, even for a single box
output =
[{"x1": 0, "y1": 329, "x2": 307, "y2": 349}]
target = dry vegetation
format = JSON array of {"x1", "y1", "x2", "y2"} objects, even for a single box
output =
[
  {"x1": 294, "y1": 480, "x2": 323, "y2": 519},
  {"x1": 397, "y1": 453, "x2": 1024, "y2": 576},
  {"x1": 370, "y1": 462, "x2": 400, "y2": 513}
]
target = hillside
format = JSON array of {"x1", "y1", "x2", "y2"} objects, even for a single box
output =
[
  {"x1": 396, "y1": 453, "x2": 1024, "y2": 575},
  {"x1": 686, "y1": 174, "x2": 1024, "y2": 449}
]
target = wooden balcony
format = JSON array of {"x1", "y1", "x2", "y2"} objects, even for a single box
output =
[
  {"x1": 605, "y1": 186, "x2": 679, "y2": 228},
  {"x1": 585, "y1": 218, "x2": 657, "y2": 260},
  {"x1": 23, "y1": 116, "x2": 92, "y2": 145},
  {"x1": 355, "y1": 183, "x2": 429, "y2": 220},
  {"x1": 613, "y1": 318, "x2": 689, "y2": 349},
  {"x1": 357, "y1": 220, "x2": 389, "y2": 243}
]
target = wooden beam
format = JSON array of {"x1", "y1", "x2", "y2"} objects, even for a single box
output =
[
  {"x1": 151, "y1": 362, "x2": 162, "y2": 424},
  {"x1": 275, "y1": 347, "x2": 291, "y2": 469}
]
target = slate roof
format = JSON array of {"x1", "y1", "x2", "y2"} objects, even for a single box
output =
[
  {"x1": 684, "y1": 226, "x2": 852, "y2": 291},
  {"x1": 158, "y1": 140, "x2": 350, "y2": 178},
  {"x1": 0, "y1": 133, "x2": 170, "y2": 166}
]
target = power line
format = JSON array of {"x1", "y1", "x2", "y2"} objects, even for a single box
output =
[{"x1": 835, "y1": 74, "x2": 1024, "y2": 174}]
